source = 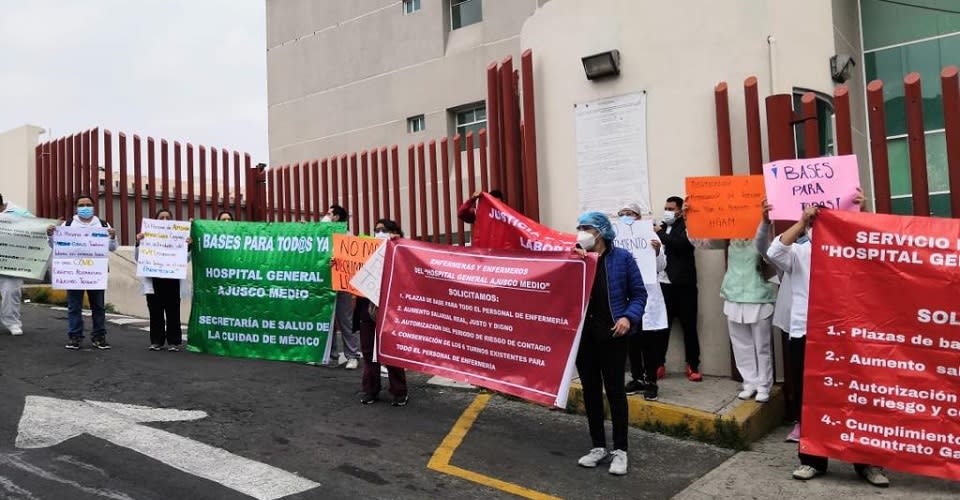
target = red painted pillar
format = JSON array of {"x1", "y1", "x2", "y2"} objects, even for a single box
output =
[
  {"x1": 104, "y1": 131, "x2": 114, "y2": 228},
  {"x1": 440, "y1": 138, "x2": 452, "y2": 245},
  {"x1": 350, "y1": 153, "x2": 360, "y2": 233},
  {"x1": 801, "y1": 93, "x2": 820, "y2": 158},
  {"x1": 161, "y1": 139, "x2": 170, "y2": 210},
  {"x1": 221, "y1": 149, "x2": 230, "y2": 216},
  {"x1": 199, "y1": 145, "x2": 208, "y2": 219},
  {"x1": 834, "y1": 85, "x2": 853, "y2": 156},
  {"x1": 361, "y1": 151, "x2": 371, "y2": 235},
  {"x1": 429, "y1": 140, "x2": 440, "y2": 243},
  {"x1": 147, "y1": 137, "x2": 157, "y2": 219},
  {"x1": 454, "y1": 135, "x2": 465, "y2": 245},
  {"x1": 486, "y1": 63, "x2": 502, "y2": 192},
  {"x1": 330, "y1": 156, "x2": 340, "y2": 206},
  {"x1": 941, "y1": 66, "x2": 960, "y2": 218},
  {"x1": 478, "y1": 129, "x2": 488, "y2": 192},
  {"x1": 234, "y1": 151, "x2": 242, "y2": 220},
  {"x1": 500, "y1": 57, "x2": 521, "y2": 211},
  {"x1": 91, "y1": 128, "x2": 100, "y2": 209},
  {"x1": 370, "y1": 150, "x2": 380, "y2": 227},
  {"x1": 867, "y1": 81, "x2": 892, "y2": 215},
  {"x1": 379, "y1": 147, "x2": 390, "y2": 220},
  {"x1": 311, "y1": 160, "x2": 321, "y2": 221},
  {"x1": 904, "y1": 73, "x2": 930, "y2": 216},
  {"x1": 186, "y1": 143, "x2": 196, "y2": 220},
  {"x1": 133, "y1": 136, "x2": 144, "y2": 228},
  {"x1": 174, "y1": 142, "x2": 183, "y2": 219},
  {"x1": 417, "y1": 143, "x2": 428, "y2": 241},
  {"x1": 321, "y1": 158, "x2": 330, "y2": 214},
  {"x1": 391, "y1": 146, "x2": 401, "y2": 229},
  {"x1": 520, "y1": 49, "x2": 540, "y2": 222},
  {"x1": 210, "y1": 147, "x2": 220, "y2": 217},
  {"x1": 407, "y1": 145, "x2": 417, "y2": 240},
  {"x1": 118, "y1": 134, "x2": 129, "y2": 243},
  {"x1": 744, "y1": 77, "x2": 763, "y2": 175},
  {"x1": 293, "y1": 162, "x2": 303, "y2": 221},
  {"x1": 715, "y1": 82, "x2": 733, "y2": 176}
]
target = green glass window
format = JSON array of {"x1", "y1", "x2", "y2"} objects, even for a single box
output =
[
  {"x1": 884, "y1": 132, "x2": 949, "y2": 215},
  {"x1": 861, "y1": 0, "x2": 960, "y2": 50}
]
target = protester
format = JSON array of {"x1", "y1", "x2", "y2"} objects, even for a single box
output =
[
  {"x1": 46, "y1": 195, "x2": 118, "y2": 350},
  {"x1": 358, "y1": 219, "x2": 408, "y2": 405},
  {"x1": 574, "y1": 212, "x2": 646, "y2": 476},
  {"x1": 135, "y1": 209, "x2": 191, "y2": 352},
  {"x1": 216, "y1": 211, "x2": 234, "y2": 222},
  {"x1": 616, "y1": 203, "x2": 668, "y2": 401},
  {"x1": 323, "y1": 204, "x2": 360, "y2": 369},
  {"x1": 767, "y1": 196, "x2": 887, "y2": 487},
  {"x1": 655, "y1": 196, "x2": 701, "y2": 381},
  {"x1": 0, "y1": 193, "x2": 32, "y2": 336},
  {"x1": 754, "y1": 200, "x2": 800, "y2": 439},
  {"x1": 457, "y1": 189, "x2": 504, "y2": 224}
]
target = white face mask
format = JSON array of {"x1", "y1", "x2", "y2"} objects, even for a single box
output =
[
  {"x1": 805, "y1": 226, "x2": 813, "y2": 241},
  {"x1": 374, "y1": 231, "x2": 389, "y2": 239},
  {"x1": 662, "y1": 210, "x2": 677, "y2": 225},
  {"x1": 320, "y1": 215, "x2": 332, "y2": 222},
  {"x1": 577, "y1": 231, "x2": 597, "y2": 251}
]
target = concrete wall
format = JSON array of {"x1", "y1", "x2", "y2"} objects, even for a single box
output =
[
  {"x1": 521, "y1": 0, "x2": 841, "y2": 376},
  {"x1": 0, "y1": 125, "x2": 45, "y2": 213},
  {"x1": 266, "y1": 0, "x2": 543, "y2": 166}
]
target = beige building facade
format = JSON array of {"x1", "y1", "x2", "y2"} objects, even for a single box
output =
[
  {"x1": 266, "y1": 0, "x2": 547, "y2": 167},
  {"x1": 0, "y1": 125, "x2": 46, "y2": 213}
]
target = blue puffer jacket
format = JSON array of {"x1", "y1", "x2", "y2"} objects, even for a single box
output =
[{"x1": 603, "y1": 245, "x2": 647, "y2": 335}]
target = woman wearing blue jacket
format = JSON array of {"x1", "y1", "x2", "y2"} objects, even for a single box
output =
[{"x1": 574, "y1": 211, "x2": 647, "y2": 476}]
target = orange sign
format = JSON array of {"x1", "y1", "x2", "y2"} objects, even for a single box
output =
[
  {"x1": 331, "y1": 234, "x2": 385, "y2": 296},
  {"x1": 684, "y1": 175, "x2": 765, "y2": 239}
]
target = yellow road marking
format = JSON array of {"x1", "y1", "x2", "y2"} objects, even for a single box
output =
[{"x1": 427, "y1": 393, "x2": 564, "y2": 500}]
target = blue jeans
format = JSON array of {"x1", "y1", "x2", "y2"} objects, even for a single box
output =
[{"x1": 67, "y1": 289, "x2": 106, "y2": 340}]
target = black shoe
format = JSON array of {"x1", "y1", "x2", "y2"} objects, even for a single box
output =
[
  {"x1": 643, "y1": 384, "x2": 658, "y2": 401},
  {"x1": 92, "y1": 338, "x2": 111, "y2": 350},
  {"x1": 625, "y1": 379, "x2": 646, "y2": 395},
  {"x1": 391, "y1": 395, "x2": 409, "y2": 407},
  {"x1": 360, "y1": 394, "x2": 378, "y2": 405},
  {"x1": 65, "y1": 339, "x2": 81, "y2": 350}
]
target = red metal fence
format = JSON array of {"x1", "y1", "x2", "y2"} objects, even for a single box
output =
[
  {"x1": 34, "y1": 128, "x2": 258, "y2": 246},
  {"x1": 258, "y1": 51, "x2": 541, "y2": 242},
  {"x1": 712, "y1": 65, "x2": 960, "y2": 418}
]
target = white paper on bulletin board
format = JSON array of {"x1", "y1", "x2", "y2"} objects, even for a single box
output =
[{"x1": 574, "y1": 91, "x2": 650, "y2": 215}]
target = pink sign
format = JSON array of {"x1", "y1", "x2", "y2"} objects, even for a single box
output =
[{"x1": 762, "y1": 154, "x2": 862, "y2": 221}]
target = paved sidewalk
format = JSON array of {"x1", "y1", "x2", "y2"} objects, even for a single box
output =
[{"x1": 674, "y1": 425, "x2": 960, "y2": 499}]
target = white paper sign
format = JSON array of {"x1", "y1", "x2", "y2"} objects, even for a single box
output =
[
  {"x1": 52, "y1": 226, "x2": 111, "y2": 290},
  {"x1": 137, "y1": 218, "x2": 191, "y2": 279},
  {"x1": 0, "y1": 214, "x2": 56, "y2": 280},
  {"x1": 611, "y1": 219, "x2": 658, "y2": 285},
  {"x1": 349, "y1": 241, "x2": 387, "y2": 306},
  {"x1": 575, "y1": 92, "x2": 650, "y2": 215}
]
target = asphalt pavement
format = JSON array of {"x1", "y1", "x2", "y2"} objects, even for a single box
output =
[{"x1": 0, "y1": 304, "x2": 733, "y2": 500}]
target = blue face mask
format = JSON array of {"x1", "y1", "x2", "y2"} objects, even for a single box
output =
[
  {"x1": 619, "y1": 215, "x2": 636, "y2": 226},
  {"x1": 77, "y1": 206, "x2": 94, "y2": 219}
]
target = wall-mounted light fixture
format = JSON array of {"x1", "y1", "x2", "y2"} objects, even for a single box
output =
[
  {"x1": 830, "y1": 54, "x2": 855, "y2": 83},
  {"x1": 582, "y1": 50, "x2": 620, "y2": 81}
]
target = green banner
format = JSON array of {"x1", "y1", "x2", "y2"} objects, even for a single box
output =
[{"x1": 187, "y1": 220, "x2": 346, "y2": 363}]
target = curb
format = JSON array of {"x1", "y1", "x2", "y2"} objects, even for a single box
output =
[{"x1": 566, "y1": 383, "x2": 785, "y2": 448}]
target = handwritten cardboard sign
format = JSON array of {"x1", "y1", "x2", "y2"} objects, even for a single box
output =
[
  {"x1": 685, "y1": 175, "x2": 765, "y2": 239},
  {"x1": 137, "y1": 218, "x2": 191, "y2": 279},
  {"x1": 763, "y1": 154, "x2": 861, "y2": 221},
  {"x1": 332, "y1": 234, "x2": 385, "y2": 296}
]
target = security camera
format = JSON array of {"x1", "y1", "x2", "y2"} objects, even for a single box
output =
[{"x1": 831, "y1": 54, "x2": 855, "y2": 84}]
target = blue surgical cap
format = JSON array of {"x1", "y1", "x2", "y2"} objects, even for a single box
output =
[{"x1": 577, "y1": 211, "x2": 615, "y2": 241}]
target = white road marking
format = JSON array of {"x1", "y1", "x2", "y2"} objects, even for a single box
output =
[
  {"x1": 0, "y1": 473, "x2": 41, "y2": 500},
  {"x1": 16, "y1": 396, "x2": 320, "y2": 500},
  {"x1": 0, "y1": 454, "x2": 133, "y2": 500},
  {"x1": 107, "y1": 318, "x2": 149, "y2": 326}
]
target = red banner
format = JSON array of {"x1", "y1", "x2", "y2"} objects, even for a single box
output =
[
  {"x1": 472, "y1": 193, "x2": 576, "y2": 251},
  {"x1": 804, "y1": 210, "x2": 960, "y2": 481},
  {"x1": 377, "y1": 239, "x2": 597, "y2": 407}
]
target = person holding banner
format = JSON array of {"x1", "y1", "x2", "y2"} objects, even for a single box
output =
[
  {"x1": 457, "y1": 189, "x2": 504, "y2": 224},
  {"x1": 767, "y1": 197, "x2": 888, "y2": 487},
  {"x1": 46, "y1": 195, "x2": 118, "y2": 350},
  {"x1": 323, "y1": 204, "x2": 361, "y2": 369},
  {"x1": 358, "y1": 219, "x2": 407, "y2": 406},
  {"x1": 574, "y1": 212, "x2": 646, "y2": 476},
  {"x1": 0, "y1": 193, "x2": 33, "y2": 336},
  {"x1": 216, "y1": 211, "x2": 234, "y2": 222},
  {"x1": 656, "y1": 196, "x2": 702, "y2": 382},
  {"x1": 616, "y1": 203, "x2": 668, "y2": 402},
  {"x1": 136, "y1": 209, "x2": 192, "y2": 352}
]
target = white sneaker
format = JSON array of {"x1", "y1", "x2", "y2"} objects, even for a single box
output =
[
  {"x1": 755, "y1": 392, "x2": 770, "y2": 403},
  {"x1": 345, "y1": 358, "x2": 359, "y2": 370},
  {"x1": 577, "y1": 447, "x2": 609, "y2": 468},
  {"x1": 608, "y1": 449, "x2": 628, "y2": 475},
  {"x1": 380, "y1": 366, "x2": 388, "y2": 376},
  {"x1": 737, "y1": 388, "x2": 757, "y2": 400},
  {"x1": 858, "y1": 465, "x2": 889, "y2": 487},
  {"x1": 792, "y1": 464, "x2": 824, "y2": 480},
  {"x1": 9, "y1": 326, "x2": 23, "y2": 336}
]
